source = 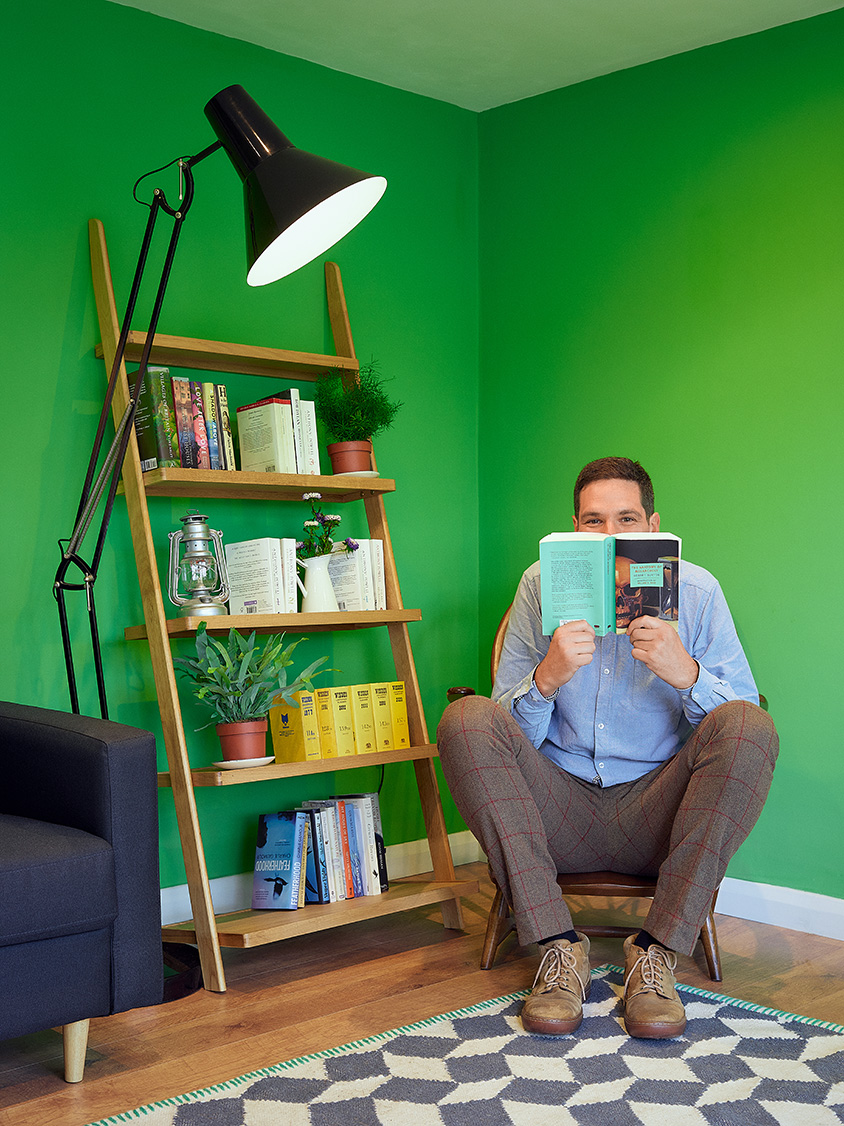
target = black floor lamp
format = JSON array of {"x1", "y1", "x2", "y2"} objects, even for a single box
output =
[{"x1": 54, "y1": 84, "x2": 387, "y2": 718}]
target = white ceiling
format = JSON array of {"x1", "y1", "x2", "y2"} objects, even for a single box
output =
[{"x1": 109, "y1": 0, "x2": 843, "y2": 111}]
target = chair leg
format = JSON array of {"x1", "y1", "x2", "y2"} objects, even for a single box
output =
[
  {"x1": 480, "y1": 885, "x2": 515, "y2": 969},
  {"x1": 62, "y1": 1019, "x2": 90, "y2": 1083},
  {"x1": 699, "y1": 904, "x2": 723, "y2": 983}
]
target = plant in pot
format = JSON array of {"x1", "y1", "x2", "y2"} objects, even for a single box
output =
[
  {"x1": 173, "y1": 623, "x2": 331, "y2": 764},
  {"x1": 314, "y1": 361, "x2": 402, "y2": 475}
]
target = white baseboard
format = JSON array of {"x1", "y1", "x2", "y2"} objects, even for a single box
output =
[{"x1": 160, "y1": 833, "x2": 844, "y2": 942}]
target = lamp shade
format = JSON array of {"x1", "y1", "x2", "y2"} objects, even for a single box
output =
[{"x1": 205, "y1": 85, "x2": 387, "y2": 286}]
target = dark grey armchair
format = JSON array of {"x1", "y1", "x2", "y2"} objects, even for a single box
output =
[{"x1": 0, "y1": 702, "x2": 163, "y2": 1081}]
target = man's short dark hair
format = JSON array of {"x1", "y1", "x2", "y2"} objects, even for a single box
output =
[{"x1": 574, "y1": 457, "x2": 655, "y2": 519}]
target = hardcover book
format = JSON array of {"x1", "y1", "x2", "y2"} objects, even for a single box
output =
[
  {"x1": 215, "y1": 383, "x2": 236, "y2": 471},
  {"x1": 350, "y1": 684, "x2": 376, "y2": 754},
  {"x1": 251, "y1": 811, "x2": 308, "y2": 910},
  {"x1": 172, "y1": 377, "x2": 199, "y2": 468},
  {"x1": 370, "y1": 682, "x2": 394, "y2": 751},
  {"x1": 133, "y1": 364, "x2": 179, "y2": 471},
  {"x1": 189, "y1": 381, "x2": 211, "y2": 469},
  {"x1": 236, "y1": 397, "x2": 297, "y2": 474},
  {"x1": 539, "y1": 531, "x2": 681, "y2": 636},
  {"x1": 269, "y1": 690, "x2": 322, "y2": 763}
]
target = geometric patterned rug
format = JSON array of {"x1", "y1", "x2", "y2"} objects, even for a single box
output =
[{"x1": 86, "y1": 966, "x2": 844, "y2": 1126}]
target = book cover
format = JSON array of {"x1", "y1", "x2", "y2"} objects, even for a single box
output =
[
  {"x1": 314, "y1": 687, "x2": 338, "y2": 758},
  {"x1": 236, "y1": 397, "x2": 296, "y2": 473},
  {"x1": 224, "y1": 537, "x2": 286, "y2": 616},
  {"x1": 539, "y1": 531, "x2": 682, "y2": 636},
  {"x1": 343, "y1": 792, "x2": 388, "y2": 893},
  {"x1": 296, "y1": 819, "x2": 309, "y2": 908},
  {"x1": 340, "y1": 800, "x2": 366, "y2": 897},
  {"x1": 278, "y1": 387, "x2": 304, "y2": 473},
  {"x1": 172, "y1": 377, "x2": 199, "y2": 468},
  {"x1": 328, "y1": 545, "x2": 374, "y2": 611},
  {"x1": 298, "y1": 398, "x2": 321, "y2": 475},
  {"x1": 201, "y1": 383, "x2": 221, "y2": 469},
  {"x1": 387, "y1": 681, "x2": 410, "y2": 749},
  {"x1": 370, "y1": 682, "x2": 394, "y2": 751},
  {"x1": 133, "y1": 365, "x2": 180, "y2": 471},
  {"x1": 338, "y1": 795, "x2": 381, "y2": 895},
  {"x1": 215, "y1": 383, "x2": 236, "y2": 471},
  {"x1": 330, "y1": 687, "x2": 357, "y2": 756},
  {"x1": 298, "y1": 807, "x2": 330, "y2": 904},
  {"x1": 350, "y1": 684, "x2": 376, "y2": 754},
  {"x1": 189, "y1": 381, "x2": 211, "y2": 469},
  {"x1": 369, "y1": 539, "x2": 386, "y2": 609},
  {"x1": 280, "y1": 537, "x2": 298, "y2": 613},
  {"x1": 251, "y1": 811, "x2": 307, "y2": 910},
  {"x1": 269, "y1": 690, "x2": 322, "y2": 763},
  {"x1": 329, "y1": 799, "x2": 356, "y2": 899}
]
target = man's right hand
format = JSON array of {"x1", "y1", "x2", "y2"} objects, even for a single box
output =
[{"x1": 534, "y1": 620, "x2": 596, "y2": 697}]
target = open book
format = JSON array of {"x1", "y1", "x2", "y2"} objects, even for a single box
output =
[{"x1": 539, "y1": 531, "x2": 681, "y2": 636}]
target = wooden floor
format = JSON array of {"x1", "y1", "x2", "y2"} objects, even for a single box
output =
[{"x1": 2, "y1": 861, "x2": 843, "y2": 1126}]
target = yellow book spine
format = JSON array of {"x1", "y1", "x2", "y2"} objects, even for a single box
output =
[
  {"x1": 350, "y1": 684, "x2": 376, "y2": 755},
  {"x1": 314, "y1": 687, "x2": 338, "y2": 758},
  {"x1": 388, "y1": 681, "x2": 410, "y2": 749},
  {"x1": 330, "y1": 687, "x2": 357, "y2": 757},
  {"x1": 269, "y1": 690, "x2": 322, "y2": 763},
  {"x1": 370, "y1": 682, "x2": 393, "y2": 751}
]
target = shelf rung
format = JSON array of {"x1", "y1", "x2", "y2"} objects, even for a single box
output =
[
  {"x1": 158, "y1": 744, "x2": 439, "y2": 787},
  {"x1": 161, "y1": 877, "x2": 479, "y2": 949}
]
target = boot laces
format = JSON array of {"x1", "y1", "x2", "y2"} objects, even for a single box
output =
[
  {"x1": 531, "y1": 943, "x2": 587, "y2": 1000},
  {"x1": 627, "y1": 944, "x2": 678, "y2": 998}
]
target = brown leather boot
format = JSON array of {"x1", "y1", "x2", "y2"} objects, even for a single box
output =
[
  {"x1": 622, "y1": 934, "x2": 687, "y2": 1039},
  {"x1": 521, "y1": 934, "x2": 591, "y2": 1036}
]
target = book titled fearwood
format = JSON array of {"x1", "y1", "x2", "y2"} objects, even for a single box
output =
[{"x1": 539, "y1": 531, "x2": 681, "y2": 637}]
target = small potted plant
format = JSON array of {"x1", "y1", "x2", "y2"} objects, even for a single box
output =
[
  {"x1": 174, "y1": 623, "x2": 330, "y2": 763},
  {"x1": 296, "y1": 491, "x2": 358, "y2": 613},
  {"x1": 314, "y1": 360, "x2": 402, "y2": 474}
]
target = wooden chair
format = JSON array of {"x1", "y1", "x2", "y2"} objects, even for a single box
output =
[{"x1": 447, "y1": 605, "x2": 725, "y2": 982}]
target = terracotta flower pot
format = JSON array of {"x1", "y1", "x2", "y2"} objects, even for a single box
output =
[
  {"x1": 215, "y1": 719, "x2": 268, "y2": 761},
  {"x1": 327, "y1": 440, "x2": 373, "y2": 475}
]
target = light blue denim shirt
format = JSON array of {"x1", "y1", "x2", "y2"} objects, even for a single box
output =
[{"x1": 492, "y1": 559, "x2": 758, "y2": 787}]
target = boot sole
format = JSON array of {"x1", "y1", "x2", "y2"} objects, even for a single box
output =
[
  {"x1": 521, "y1": 979, "x2": 591, "y2": 1036},
  {"x1": 624, "y1": 1015, "x2": 687, "y2": 1039}
]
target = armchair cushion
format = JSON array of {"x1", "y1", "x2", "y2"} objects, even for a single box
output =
[{"x1": 0, "y1": 814, "x2": 117, "y2": 947}]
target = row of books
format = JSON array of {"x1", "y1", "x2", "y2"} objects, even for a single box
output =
[
  {"x1": 134, "y1": 365, "x2": 236, "y2": 471},
  {"x1": 236, "y1": 389, "x2": 320, "y2": 475},
  {"x1": 132, "y1": 365, "x2": 321, "y2": 475},
  {"x1": 251, "y1": 793, "x2": 388, "y2": 911},
  {"x1": 224, "y1": 537, "x2": 386, "y2": 615},
  {"x1": 269, "y1": 682, "x2": 409, "y2": 762}
]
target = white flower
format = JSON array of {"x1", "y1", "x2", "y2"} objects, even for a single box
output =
[
  {"x1": 302, "y1": 491, "x2": 322, "y2": 501},
  {"x1": 324, "y1": 514, "x2": 342, "y2": 523},
  {"x1": 303, "y1": 520, "x2": 320, "y2": 528}
]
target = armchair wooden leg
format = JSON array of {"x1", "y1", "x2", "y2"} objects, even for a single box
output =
[
  {"x1": 700, "y1": 894, "x2": 723, "y2": 982},
  {"x1": 62, "y1": 1019, "x2": 90, "y2": 1083},
  {"x1": 480, "y1": 885, "x2": 516, "y2": 969}
]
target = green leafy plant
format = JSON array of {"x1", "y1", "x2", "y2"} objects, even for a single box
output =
[
  {"x1": 314, "y1": 361, "x2": 402, "y2": 443},
  {"x1": 173, "y1": 624, "x2": 331, "y2": 727}
]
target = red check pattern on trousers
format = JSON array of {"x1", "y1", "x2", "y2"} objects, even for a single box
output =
[{"x1": 437, "y1": 696, "x2": 778, "y2": 956}]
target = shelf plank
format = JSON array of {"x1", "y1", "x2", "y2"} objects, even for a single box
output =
[
  {"x1": 126, "y1": 608, "x2": 422, "y2": 641},
  {"x1": 95, "y1": 332, "x2": 359, "y2": 379},
  {"x1": 158, "y1": 743, "x2": 439, "y2": 788},
  {"x1": 133, "y1": 467, "x2": 395, "y2": 503},
  {"x1": 161, "y1": 877, "x2": 480, "y2": 949}
]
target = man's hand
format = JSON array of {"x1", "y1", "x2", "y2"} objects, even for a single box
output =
[
  {"x1": 534, "y1": 620, "x2": 596, "y2": 697},
  {"x1": 627, "y1": 616, "x2": 698, "y2": 691}
]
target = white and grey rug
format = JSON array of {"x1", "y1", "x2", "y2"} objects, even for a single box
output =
[{"x1": 87, "y1": 966, "x2": 844, "y2": 1125}]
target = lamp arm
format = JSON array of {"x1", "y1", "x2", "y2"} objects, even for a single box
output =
[{"x1": 55, "y1": 153, "x2": 209, "y2": 716}]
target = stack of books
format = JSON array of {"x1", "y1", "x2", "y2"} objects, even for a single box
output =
[
  {"x1": 250, "y1": 792, "x2": 388, "y2": 911},
  {"x1": 235, "y1": 388, "x2": 320, "y2": 475},
  {"x1": 269, "y1": 682, "x2": 410, "y2": 762}
]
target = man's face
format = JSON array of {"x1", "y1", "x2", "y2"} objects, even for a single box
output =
[{"x1": 573, "y1": 479, "x2": 660, "y2": 535}]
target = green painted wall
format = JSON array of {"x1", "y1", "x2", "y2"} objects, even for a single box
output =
[
  {"x1": 478, "y1": 12, "x2": 844, "y2": 897},
  {"x1": 3, "y1": 0, "x2": 841, "y2": 905},
  {"x1": 1, "y1": 0, "x2": 479, "y2": 887}
]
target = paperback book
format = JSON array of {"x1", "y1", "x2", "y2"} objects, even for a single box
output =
[
  {"x1": 251, "y1": 811, "x2": 309, "y2": 910},
  {"x1": 539, "y1": 531, "x2": 681, "y2": 636}
]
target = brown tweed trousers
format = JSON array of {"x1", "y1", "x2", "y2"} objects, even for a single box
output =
[{"x1": 437, "y1": 695, "x2": 778, "y2": 956}]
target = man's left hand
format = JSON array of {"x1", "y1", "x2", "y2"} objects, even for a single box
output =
[{"x1": 627, "y1": 616, "x2": 699, "y2": 691}]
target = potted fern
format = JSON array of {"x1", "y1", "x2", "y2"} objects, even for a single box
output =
[
  {"x1": 173, "y1": 624, "x2": 330, "y2": 763},
  {"x1": 314, "y1": 361, "x2": 402, "y2": 474}
]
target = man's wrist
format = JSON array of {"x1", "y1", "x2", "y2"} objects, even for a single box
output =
[{"x1": 678, "y1": 659, "x2": 700, "y2": 693}]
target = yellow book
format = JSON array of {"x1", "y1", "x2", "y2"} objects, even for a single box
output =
[
  {"x1": 269, "y1": 691, "x2": 322, "y2": 763},
  {"x1": 314, "y1": 687, "x2": 338, "y2": 758},
  {"x1": 330, "y1": 687, "x2": 357, "y2": 757},
  {"x1": 370, "y1": 682, "x2": 393, "y2": 751},
  {"x1": 388, "y1": 681, "x2": 410, "y2": 749},
  {"x1": 350, "y1": 684, "x2": 376, "y2": 755}
]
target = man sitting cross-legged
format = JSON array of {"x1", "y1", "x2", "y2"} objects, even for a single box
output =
[{"x1": 437, "y1": 456, "x2": 778, "y2": 1039}]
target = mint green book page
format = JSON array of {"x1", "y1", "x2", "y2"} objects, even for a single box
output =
[{"x1": 539, "y1": 535, "x2": 614, "y2": 635}]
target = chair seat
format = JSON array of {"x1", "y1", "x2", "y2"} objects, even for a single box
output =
[{"x1": 0, "y1": 814, "x2": 117, "y2": 947}]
